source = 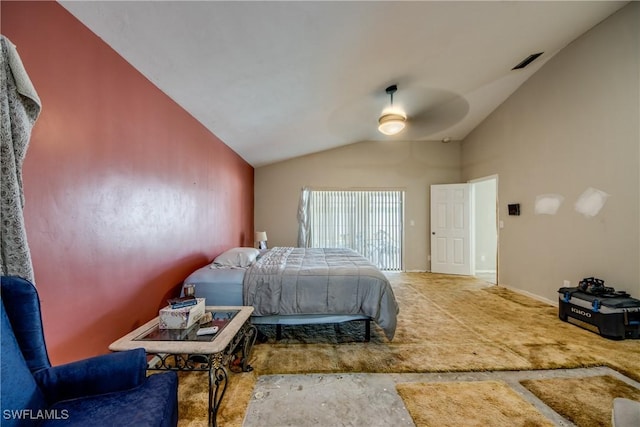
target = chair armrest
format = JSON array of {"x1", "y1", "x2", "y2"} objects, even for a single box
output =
[{"x1": 34, "y1": 348, "x2": 148, "y2": 404}]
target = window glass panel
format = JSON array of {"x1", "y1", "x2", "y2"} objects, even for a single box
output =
[{"x1": 309, "y1": 190, "x2": 403, "y2": 271}]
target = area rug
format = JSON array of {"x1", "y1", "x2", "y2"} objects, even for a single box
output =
[
  {"x1": 176, "y1": 272, "x2": 640, "y2": 426},
  {"x1": 395, "y1": 380, "x2": 555, "y2": 427},
  {"x1": 520, "y1": 375, "x2": 640, "y2": 427}
]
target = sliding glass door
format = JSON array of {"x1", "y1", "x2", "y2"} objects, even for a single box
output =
[{"x1": 309, "y1": 190, "x2": 404, "y2": 271}]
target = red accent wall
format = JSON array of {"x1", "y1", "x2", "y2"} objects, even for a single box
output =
[{"x1": 2, "y1": 1, "x2": 254, "y2": 364}]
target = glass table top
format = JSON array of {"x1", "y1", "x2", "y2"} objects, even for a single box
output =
[{"x1": 134, "y1": 310, "x2": 239, "y2": 342}]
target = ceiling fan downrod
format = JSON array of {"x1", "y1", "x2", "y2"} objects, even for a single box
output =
[{"x1": 385, "y1": 84, "x2": 398, "y2": 106}]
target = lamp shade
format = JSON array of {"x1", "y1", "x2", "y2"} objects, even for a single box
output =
[
  {"x1": 378, "y1": 113, "x2": 406, "y2": 135},
  {"x1": 255, "y1": 231, "x2": 268, "y2": 242}
]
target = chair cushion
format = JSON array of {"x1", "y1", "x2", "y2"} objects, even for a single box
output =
[
  {"x1": 1, "y1": 304, "x2": 46, "y2": 427},
  {"x1": 41, "y1": 372, "x2": 179, "y2": 427}
]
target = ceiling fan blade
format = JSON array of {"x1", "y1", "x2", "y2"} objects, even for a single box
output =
[{"x1": 403, "y1": 92, "x2": 470, "y2": 140}]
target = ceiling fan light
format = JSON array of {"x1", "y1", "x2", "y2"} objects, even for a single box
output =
[{"x1": 378, "y1": 113, "x2": 406, "y2": 135}]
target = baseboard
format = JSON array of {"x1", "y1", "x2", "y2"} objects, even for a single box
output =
[{"x1": 499, "y1": 283, "x2": 557, "y2": 307}]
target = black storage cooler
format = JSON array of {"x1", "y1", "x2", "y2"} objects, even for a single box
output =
[{"x1": 558, "y1": 287, "x2": 640, "y2": 340}]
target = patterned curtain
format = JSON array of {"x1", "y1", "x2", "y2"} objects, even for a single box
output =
[
  {"x1": 0, "y1": 36, "x2": 41, "y2": 283},
  {"x1": 297, "y1": 186, "x2": 311, "y2": 248}
]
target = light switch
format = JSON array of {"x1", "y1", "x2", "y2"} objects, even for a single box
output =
[{"x1": 499, "y1": 220, "x2": 505, "y2": 229}]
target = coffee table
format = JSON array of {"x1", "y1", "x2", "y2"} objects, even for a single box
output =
[{"x1": 109, "y1": 306, "x2": 257, "y2": 427}]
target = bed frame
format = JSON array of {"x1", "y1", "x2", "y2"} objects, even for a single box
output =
[
  {"x1": 181, "y1": 275, "x2": 372, "y2": 342},
  {"x1": 251, "y1": 314, "x2": 371, "y2": 341}
]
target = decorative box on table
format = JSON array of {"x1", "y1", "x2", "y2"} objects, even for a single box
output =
[{"x1": 159, "y1": 298, "x2": 205, "y2": 329}]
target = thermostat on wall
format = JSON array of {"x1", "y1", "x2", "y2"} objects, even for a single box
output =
[{"x1": 508, "y1": 204, "x2": 520, "y2": 216}]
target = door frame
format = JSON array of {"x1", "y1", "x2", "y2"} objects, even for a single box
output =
[
  {"x1": 429, "y1": 176, "x2": 499, "y2": 281},
  {"x1": 469, "y1": 175, "x2": 499, "y2": 284}
]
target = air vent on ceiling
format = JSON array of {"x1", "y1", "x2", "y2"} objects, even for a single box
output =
[{"x1": 512, "y1": 52, "x2": 543, "y2": 70}]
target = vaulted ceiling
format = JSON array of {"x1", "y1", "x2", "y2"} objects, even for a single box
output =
[{"x1": 60, "y1": 1, "x2": 627, "y2": 167}]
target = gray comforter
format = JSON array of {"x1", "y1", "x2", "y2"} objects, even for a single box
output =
[{"x1": 243, "y1": 247, "x2": 399, "y2": 340}]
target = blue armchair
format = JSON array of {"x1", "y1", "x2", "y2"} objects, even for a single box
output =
[{"x1": 1, "y1": 276, "x2": 178, "y2": 426}]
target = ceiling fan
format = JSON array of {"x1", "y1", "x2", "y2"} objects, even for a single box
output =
[
  {"x1": 377, "y1": 85, "x2": 407, "y2": 136},
  {"x1": 326, "y1": 82, "x2": 469, "y2": 143}
]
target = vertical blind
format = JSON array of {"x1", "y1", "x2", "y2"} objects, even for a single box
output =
[{"x1": 309, "y1": 190, "x2": 404, "y2": 271}]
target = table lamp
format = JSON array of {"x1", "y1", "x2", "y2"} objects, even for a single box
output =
[{"x1": 255, "y1": 231, "x2": 268, "y2": 250}]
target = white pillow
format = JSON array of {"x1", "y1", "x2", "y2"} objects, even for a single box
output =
[{"x1": 212, "y1": 247, "x2": 260, "y2": 268}]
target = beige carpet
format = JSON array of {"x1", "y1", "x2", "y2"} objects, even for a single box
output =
[
  {"x1": 177, "y1": 272, "x2": 640, "y2": 426},
  {"x1": 396, "y1": 380, "x2": 555, "y2": 427},
  {"x1": 521, "y1": 375, "x2": 640, "y2": 427}
]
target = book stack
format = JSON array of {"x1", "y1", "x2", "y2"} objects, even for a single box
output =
[{"x1": 167, "y1": 296, "x2": 198, "y2": 309}]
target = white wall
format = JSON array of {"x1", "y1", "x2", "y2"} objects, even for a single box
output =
[
  {"x1": 462, "y1": 3, "x2": 639, "y2": 300},
  {"x1": 255, "y1": 140, "x2": 461, "y2": 271}
]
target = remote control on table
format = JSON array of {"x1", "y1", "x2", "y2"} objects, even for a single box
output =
[{"x1": 196, "y1": 326, "x2": 219, "y2": 336}]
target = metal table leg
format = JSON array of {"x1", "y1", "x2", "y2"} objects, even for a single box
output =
[
  {"x1": 208, "y1": 354, "x2": 228, "y2": 427},
  {"x1": 240, "y1": 323, "x2": 257, "y2": 372}
]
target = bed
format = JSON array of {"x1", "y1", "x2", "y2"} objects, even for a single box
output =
[{"x1": 182, "y1": 246, "x2": 399, "y2": 340}]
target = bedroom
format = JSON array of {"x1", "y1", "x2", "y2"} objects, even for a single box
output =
[{"x1": 1, "y1": 1, "x2": 638, "y2": 424}]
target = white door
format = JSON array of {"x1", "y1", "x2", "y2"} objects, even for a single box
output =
[{"x1": 430, "y1": 184, "x2": 472, "y2": 275}]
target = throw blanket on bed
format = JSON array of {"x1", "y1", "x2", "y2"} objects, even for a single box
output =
[{"x1": 243, "y1": 247, "x2": 399, "y2": 340}]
